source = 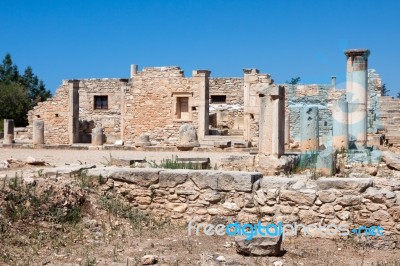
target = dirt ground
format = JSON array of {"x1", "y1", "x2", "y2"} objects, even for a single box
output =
[{"x1": 0, "y1": 148, "x2": 400, "y2": 266}]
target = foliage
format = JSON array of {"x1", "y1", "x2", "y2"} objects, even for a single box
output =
[
  {"x1": 148, "y1": 155, "x2": 207, "y2": 170},
  {"x1": 381, "y1": 83, "x2": 390, "y2": 96},
  {"x1": 0, "y1": 53, "x2": 52, "y2": 126},
  {"x1": 286, "y1": 76, "x2": 301, "y2": 85}
]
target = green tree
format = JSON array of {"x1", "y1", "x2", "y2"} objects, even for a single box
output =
[
  {"x1": 0, "y1": 53, "x2": 52, "y2": 127},
  {"x1": 381, "y1": 84, "x2": 390, "y2": 96},
  {"x1": 286, "y1": 77, "x2": 301, "y2": 85}
]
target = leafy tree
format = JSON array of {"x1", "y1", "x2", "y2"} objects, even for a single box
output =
[
  {"x1": 286, "y1": 77, "x2": 301, "y2": 85},
  {"x1": 0, "y1": 53, "x2": 51, "y2": 127},
  {"x1": 381, "y1": 84, "x2": 390, "y2": 96}
]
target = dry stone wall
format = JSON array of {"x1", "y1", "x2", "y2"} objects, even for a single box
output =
[
  {"x1": 122, "y1": 67, "x2": 201, "y2": 146},
  {"x1": 78, "y1": 79, "x2": 127, "y2": 143},
  {"x1": 83, "y1": 167, "x2": 400, "y2": 248},
  {"x1": 27, "y1": 82, "x2": 70, "y2": 144}
]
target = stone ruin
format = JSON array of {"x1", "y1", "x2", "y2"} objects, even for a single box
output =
[
  {"x1": 3, "y1": 48, "x2": 400, "y2": 251},
  {"x1": 0, "y1": 48, "x2": 389, "y2": 174}
]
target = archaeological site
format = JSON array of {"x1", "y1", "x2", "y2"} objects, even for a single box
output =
[{"x1": 2, "y1": 49, "x2": 400, "y2": 265}]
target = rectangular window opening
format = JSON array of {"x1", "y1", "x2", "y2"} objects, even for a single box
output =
[
  {"x1": 94, "y1": 96, "x2": 108, "y2": 110},
  {"x1": 211, "y1": 95, "x2": 226, "y2": 104}
]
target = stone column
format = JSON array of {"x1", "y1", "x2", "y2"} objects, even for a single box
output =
[
  {"x1": 130, "y1": 64, "x2": 138, "y2": 78},
  {"x1": 331, "y1": 76, "x2": 336, "y2": 90},
  {"x1": 332, "y1": 100, "x2": 348, "y2": 150},
  {"x1": 243, "y1": 68, "x2": 259, "y2": 142},
  {"x1": 68, "y1": 80, "x2": 80, "y2": 144},
  {"x1": 258, "y1": 85, "x2": 285, "y2": 157},
  {"x1": 300, "y1": 106, "x2": 319, "y2": 151},
  {"x1": 92, "y1": 127, "x2": 104, "y2": 146},
  {"x1": 33, "y1": 120, "x2": 45, "y2": 145},
  {"x1": 192, "y1": 70, "x2": 211, "y2": 141},
  {"x1": 345, "y1": 49, "x2": 370, "y2": 149},
  {"x1": 285, "y1": 113, "x2": 290, "y2": 146},
  {"x1": 3, "y1": 119, "x2": 14, "y2": 144}
]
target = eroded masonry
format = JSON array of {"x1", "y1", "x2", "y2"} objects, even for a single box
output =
[{"x1": 19, "y1": 49, "x2": 387, "y2": 154}]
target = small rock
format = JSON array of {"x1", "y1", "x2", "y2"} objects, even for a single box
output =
[
  {"x1": 215, "y1": 255, "x2": 226, "y2": 262},
  {"x1": 26, "y1": 156, "x2": 46, "y2": 165},
  {"x1": 274, "y1": 261, "x2": 284, "y2": 266},
  {"x1": 235, "y1": 235, "x2": 282, "y2": 256},
  {"x1": 141, "y1": 255, "x2": 158, "y2": 265}
]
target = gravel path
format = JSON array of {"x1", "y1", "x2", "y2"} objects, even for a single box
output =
[{"x1": 0, "y1": 148, "x2": 244, "y2": 167}]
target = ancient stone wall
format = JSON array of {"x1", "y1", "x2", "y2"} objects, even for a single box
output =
[
  {"x1": 27, "y1": 82, "x2": 70, "y2": 144},
  {"x1": 122, "y1": 67, "x2": 201, "y2": 146},
  {"x1": 78, "y1": 79, "x2": 128, "y2": 143},
  {"x1": 85, "y1": 168, "x2": 400, "y2": 246}
]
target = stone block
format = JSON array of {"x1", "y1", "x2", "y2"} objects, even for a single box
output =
[
  {"x1": 316, "y1": 178, "x2": 373, "y2": 192},
  {"x1": 235, "y1": 235, "x2": 282, "y2": 256},
  {"x1": 159, "y1": 169, "x2": 189, "y2": 187}
]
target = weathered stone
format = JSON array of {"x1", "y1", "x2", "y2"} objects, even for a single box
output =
[
  {"x1": 319, "y1": 203, "x2": 335, "y2": 215},
  {"x1": 388, "y1": 206, "x2": 400, "y2": 222},
  {"x1": 364, "y1": 187, "x2": 396, "y2": 203},
  {"x1": 88, "y1": 168, "x2": 160, "y2": 187},
  {"x1": 298, "y1": 209, "x2": 320, "y2": 224},
  {"x1": 177, "y1": 124, "x2": 199, "y2": 149},
  {"x1": 316, "y1": 178, "x2": 372, "y2": 192},
  {"x1": 371, "y1": 210, "x2": 391, "y2": 222},
  {"x1": 280, "y1": 189, "x2": 316, "y2": 206},
  {"x1": 32, "y1": 120, "x2": 45, "y2": 145},
  {"x1": 235, "y1": 235, "x2": 282, "y2": 256},
  {"x1": 141, "y1": 255, "x2": 158, "y2": 265},
  {"x1": 135, "y1": 133, "x2": 151, "y2": 147},
  {"x1": 165, "y1": 203, "x2": 188, "y2": 213},
  {"x1": 159, "y1": 169, "x2": 189, "y2": 187},
  {"x1": 381, "y1": 151, "x2": 400, "y2": 171},
  {"x1": 317, "y1": 190, "x2": 336, "y2": 203},
  {"x1": 259, "y1": 176, "x2": 298, "y2": 189},
  {"x1": 336, "y1": 195, "x2": 362, "y2": 206},
  {"x1": 336, "y1": 211, "x2": 350, "y2": 221},
  {"x1": 91, "y1": 127, "x2": 104, "y2": 145}
]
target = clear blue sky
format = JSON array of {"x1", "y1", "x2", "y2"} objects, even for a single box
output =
[{"x1": 1, "y1": 0, "x2": 399, "y2": 96}]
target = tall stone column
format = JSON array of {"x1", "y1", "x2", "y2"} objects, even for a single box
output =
[
  {"x1": 33, "y1": 120, "x2": 45, "y2": 145},
  {"x1": 258, "y1": 85, "x2": 285, "y2": 157},
  {"x1": 332, "y1": 100, "x2": 348, "y2": 150},
  {"x1": 130, "y1": 64, "x2": 138, "y2": 78},
  {"x1": 68, "y1": 80, "x2": 80, "y2": 144},
  {"x1": 300, "y1": 106, "x2": 319, "y2": 151},
  {"x1": 3, "y1": 119, "x2": 14, "y2": 144},
  {"x1": 192, "y1": 70, "x2": 211, "y2": 141},
  {"x1": 345, "y1": 49, "x2": 370, "y2": 149},
  {"x1": 243, "y1": 69, "x2": 259, "y2": 142}
]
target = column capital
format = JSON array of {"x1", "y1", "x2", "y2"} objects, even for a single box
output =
[{"x1": 344, "y1": 49, "x2": 370, "y2": 58}]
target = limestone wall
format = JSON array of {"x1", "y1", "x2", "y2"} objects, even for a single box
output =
[
  {"x1": 85, "y1": 168, "x2": 400, "y2": 246},
  {"x1": 27, "y1": 82, "x2": 70, "y2": 144},
  {"x1": 122, "y1": 67, "x2": 201, "y2": 146},
  {"x1": 78, "y1": 79, "x2": 127, "y2": 143}
]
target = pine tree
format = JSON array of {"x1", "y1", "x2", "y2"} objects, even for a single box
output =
[{"x1": 0, "y1": 53, "x2": 52, "y2": 126}]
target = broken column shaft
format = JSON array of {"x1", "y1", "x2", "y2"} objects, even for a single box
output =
[
  {"x1": 3, "y1": 119, "x2": 14, "y2": 144},
  {"x1": 332, "y1": 100, "x2": 348, "y2": 150},
  {"x1": 33, "y1": 120, "x2": 45, "y2": 145},
  {"x1": 300, "y1": 106, "x2": 319, "y2": 151}
]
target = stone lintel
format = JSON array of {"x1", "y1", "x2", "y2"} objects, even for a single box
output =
[
  {"x1": 192, "y1": 70, "x2": 211, "y2": 77},
  {"x1": 259, "y1": 85, "x2": 285, "y2": 98}
]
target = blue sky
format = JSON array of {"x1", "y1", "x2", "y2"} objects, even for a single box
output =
[{"x1": 1, "y1": 0, "x2": 399, "y2": 96}]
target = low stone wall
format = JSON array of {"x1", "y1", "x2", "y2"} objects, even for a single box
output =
[{"x1": 80, "y1": 167, "x2": 400, "y2": 247}]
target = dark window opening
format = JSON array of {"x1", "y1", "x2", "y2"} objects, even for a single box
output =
[
  {"x1": 211, "y1": 95, "x2": 226, "y2": 104},
  {"x1": 94, "y1": 96, "x2": 108, "y2": 110}
]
